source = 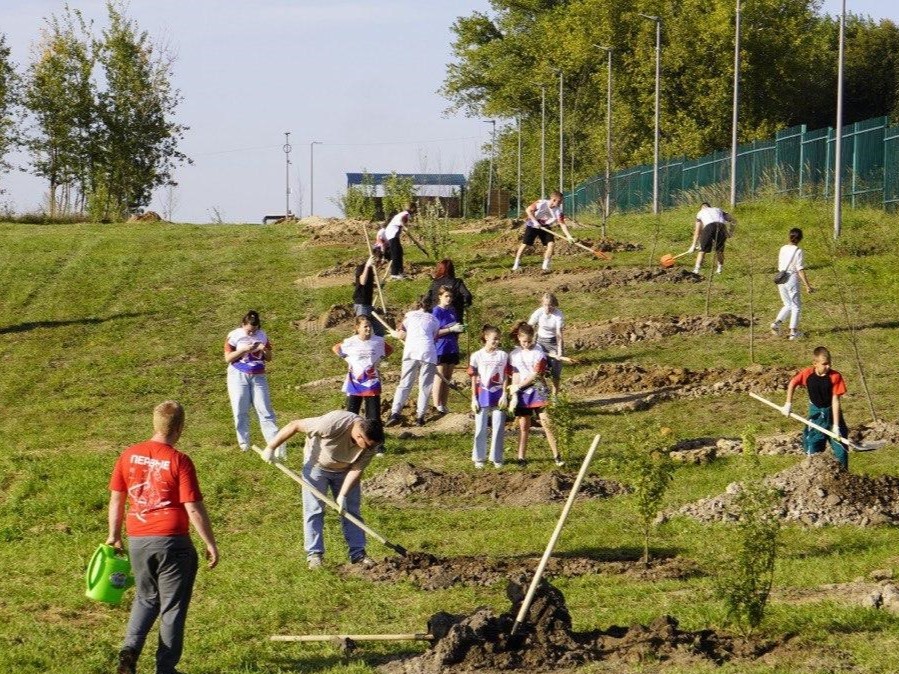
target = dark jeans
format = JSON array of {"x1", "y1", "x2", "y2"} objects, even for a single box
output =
[
  {"x1": 124, "y1": 535, "x2": 198, "y2": 674},
  {"x1": 388, "y1": 236, "x2": 403, "y2": 276}
]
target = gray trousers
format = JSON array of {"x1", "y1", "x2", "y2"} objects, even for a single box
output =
[
  {"x1": 390, "y1": 358, "x2": 436, "y2": 418},
  {"x1": 124, "y1": 535, "x2": 198, "y2": 674}
]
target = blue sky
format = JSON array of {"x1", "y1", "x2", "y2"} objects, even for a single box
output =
[{"x1": 1, "y1": 0, "x2": 896, "y2": 223}]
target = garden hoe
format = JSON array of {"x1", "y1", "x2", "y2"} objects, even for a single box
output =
[
  {"x1": 251, "y1": 446, "x2": 409, "y2": 556},
  {"x1": 532, "y1": 223, "x2": 611, "y2": 260},
  {"x1": 749, "y1": 392, "x2": 888, "y2": 452}
]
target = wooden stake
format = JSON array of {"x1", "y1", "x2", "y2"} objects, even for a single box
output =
[
  {"x1": 359, "y1": 222, "x2": 387, "y2": 314},
  {"x1": 511, "y1": 434, "x2": 601, "y2": 635}
]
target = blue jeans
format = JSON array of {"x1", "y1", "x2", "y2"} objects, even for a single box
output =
[
  {"x1": 473, "y1": 406, "x2": 505, "y2": 464},
  {"x1": 301, "y1": 463, "x2": 366, "y2": 561},
  {"x1": 124, "y1": 535, "x2": 198, "y2": 674},
  {"x1": 226, "y1": 368, "x2": 279, "y2": 449},
  {"x1": 804, "y1": 402, "x2": 848, "y2": 469}
]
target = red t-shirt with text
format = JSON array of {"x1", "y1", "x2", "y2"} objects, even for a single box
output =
[{"x1": 109, "y1": 440, "x2": 203, "y2": 537}]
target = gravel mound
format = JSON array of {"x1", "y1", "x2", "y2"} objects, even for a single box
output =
[{"x1": 675, "y1": 454, "x2": 899, "y2": 527}]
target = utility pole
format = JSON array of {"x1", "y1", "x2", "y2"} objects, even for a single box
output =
[
  {"x1": 484, "y1": 119, "x2": 496, "y2": 216},
  {"x1": 309, "y1": 140, "x2": 321, "y2": 216},
  {"x1": 639, "y1": 14, "x2": 662, "y2": 215},
  {"x1": 595, "y1": 45, "x2": 613, "y2": 237},
  {"x1": 517, "y1": 115, "x2": 522, "y2": 217},
  {"x1": 283, "y1": 132, "x2": 292, "y2": 218},
  {"x1": 541, "y1": 85, "x2": 546, "y2": 197},
  {"x1": 729, "y1": 0, "x2": 741, "y2": 209},
  {"x1": 557, "y1": 70, "x2": 564, "y2": 193},
  {"x1": 834, "y1": 0, "x2": 846, "y2": 239}
]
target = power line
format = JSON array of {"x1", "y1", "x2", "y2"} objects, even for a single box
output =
[{"x1": 191, "y1": 135, "x2": 482, "y2": 157}]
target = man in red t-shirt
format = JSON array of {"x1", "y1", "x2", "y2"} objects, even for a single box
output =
[
  {"x1": 782, "y1": 346, "x2": 849, "y2": 469},
  {"x1": 107, "y1": 401, "x2": 219, "y2": 674}
]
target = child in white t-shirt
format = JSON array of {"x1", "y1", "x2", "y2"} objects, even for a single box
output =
[
  {"x1": 528, "y1": 292, "x2": 565, "y2": 397},
  {"x1": 332, "y1": 316, "x2": 393, "y2": 454},
  {"x1": 468, "y1": 325, "x2": 511, "y2": 468},
  {"x1": 770, "y1": 227, "x2": 814, "y2": 340},
  {"x1": 508, "y1": 321, "x2": 564, "y2": 468},
  {"x1": 386, "y1": 297, "x2": 440, "y2": 427}
]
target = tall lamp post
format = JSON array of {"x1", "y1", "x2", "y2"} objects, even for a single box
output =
[
  {"x1": 309, "y1": 140, "x2": 322, "y2": 216},
  {"x1": 594, "y1": 45, "x2": 613, "y2": 236},
  {"x1": 484, "y1": 119, "x2": 496, "y2": 216},
  {"x1": 540, "y1": 85, "x2": 547, "y2": 197},
  {"x1": 555, "y1": 69, "x2": 564, "y2": 193},
  {"x1": 638, "y1": 13, "x2": 661, "y2": 215},
  {"x1": 833, "y1": 0, "x2": 845, "y2": 239},
  {"x1": 729, "y1": 0, "x2": 741, "y2": 209},
  {"x1": 283, "y1": 132, "x2": 292, "y2": 218}
]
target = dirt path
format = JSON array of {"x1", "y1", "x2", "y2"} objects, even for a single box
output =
[
  {"x1": 341, "y1": 552, "x2": 700, "y2": 590},
  {"x1": 365, "y1": 463, "x2": 627, "y2": 506}
]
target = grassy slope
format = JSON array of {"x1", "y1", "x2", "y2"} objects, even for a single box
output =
[{"x1": 1, "y1": 199, "x2": 898, "y2": 673}]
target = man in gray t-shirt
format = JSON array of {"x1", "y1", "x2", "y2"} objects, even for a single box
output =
[{"x1": 262, "y1": 410, "x2": 384, "y2": 569}]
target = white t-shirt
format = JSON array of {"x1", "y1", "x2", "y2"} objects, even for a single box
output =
[
  {"x1": 384, "y1": 211, "x2": 409, "y2": 240},
  {"x1": 696, "y1": 206, "x2": 727, "y2": 227},
  {"x1": 225, "y1": 327, "x2": 270, "y2": 375},
  {"x1": 401, "y1": 309, "x2": 439, "y2": 363},
  {"x1": 528, "y1": 199, "x2": 564, "y2": 228},
  {"x1": 468, "y1": 348, "x2": 510, "y2": 407},
  {"x1": 509, "y1": 345, "x2": 547, "y2": 380},
  {"x1": 528, "y1": 307, "x2": 564, "y2": 341},
  {"x1": 336, "y1": 335, "x2": 389, "y2": 396},
  {"x1": 777, "y1": 244, "x2": 805, "y2": 272}
]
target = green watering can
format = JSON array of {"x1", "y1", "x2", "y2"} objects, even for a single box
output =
[{"x1": 85, "y1": 544, "x2": 134, "y2": 604}]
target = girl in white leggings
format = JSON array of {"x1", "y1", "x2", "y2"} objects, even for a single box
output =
[{"x1": 771, "y1": 228, "x2": 814, "y2": 340}]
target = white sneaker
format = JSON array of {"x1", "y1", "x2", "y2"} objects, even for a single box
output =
[
  {"x1": 716, "y1": 264, "x2": 723, "y2": 274},
  {"x1": 554, "y1": 457, "x2": 566, "y2": 468},
  {"x1": 307, "y1": 554, "x2": 323, "y2": 570},
  {"x1": 492, "y1": 461, "x2": 503, "y2": 468},
  {"x1": 239, "y1": 444, "x2": 249, "y2": 452},
  {"x1": 692, "y1": 267, "x2": 701, "y2": 274},
  {"x1": 770, "y1": 322, "x2": 781, "y2": 335},
  {"x1": 542, "y1": 262, "x2": 550, "y2": 272},
  {"x1": 511, "y1": 262, "x2": 520, "y2": 271},
  {"x1": 474, "y1": 461, "x2": 486, "y2": 469},
  {"x1": 390, "y1": 274, "x2": 405, "y2": 280},
  {"x1": 274, "y1": 445, "x2": 286, "y2": 461},
  {"x1": 789, "y1": 332, "x2": 802, "y2": 340}
]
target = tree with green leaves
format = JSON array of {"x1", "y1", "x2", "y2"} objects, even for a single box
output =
[
  {"x1": 92, "y1": 0, "x2": 188, "y2": 220},
  {"x1": 22, "y1": 7, "x2": 95, "y2": 216},
  {"x1": 0, "y1": 34, "x2": 19, "y2": 192}
]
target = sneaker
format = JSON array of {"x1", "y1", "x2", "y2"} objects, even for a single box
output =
[
  {"x1": 516, "y1": 458, "x2": 528, "y2": 468},
  {"x1": 390, "y1": 274, "x2": 406, "y2": 280},
  {"x1": 511, "y1": 263, "x2": 521, "y2": 271},
  {"x1": 307, "y1": 554, "x2": 323, "y2": 570},
  {"x1": 374, "y1": 444, "x2": 385, "y2": 457},
  {"x1": 351, "y1": 555, "x2": 376, "y2": 569},
  {"x1": 239, "y1": 444, "x2": 249, "y2": 452},
  {"x1": 692, "y1": 267, "x2": 701, "y2": 275},
  {"x1": 554, "y1": 457, "x2": 566, "y2": 468},
  {"x1": 117, "y1": 648, "x2": 137, "y2": 674},
  {"x1": 416, "y1": 416, "x2": 426, "y2": 427},
  {"x1": 385, "y1": 414, "x2": 401, "y2": 428},
  {"x1": 492, "y1": 461, "x2": 504, "y2": 469},
  {"x1": 715, "y1": 264, "x2": 723, "y2": 274},
  {"x1": 274, "y1": 445, "x2": 287, "y2": 461},
  {"x1": 789, "y1": 331, "x2": 802, "y2": 340},
  {"x1": 770, "y1": 322, "x2": 781, "y2": 335},
  {"x1": 435, "y1": 405, "x2": 449, "y2": 415},
  {"x1": 474, "y1": 461, "x2": 486, "y2": 469}
]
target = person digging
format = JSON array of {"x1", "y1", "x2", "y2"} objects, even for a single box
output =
[
  {"x1": 781, "y1": 346, "x2": 850, "y2": 470},
  {"x1": 512, "y1": 191, "x2": 576, "y2": 273},
  {"x1": 688, "y1": 202, "x2": 735, "y2": 275},
  {"x1": 262, "y1": 410, "x2": 384, "y2": 569}
]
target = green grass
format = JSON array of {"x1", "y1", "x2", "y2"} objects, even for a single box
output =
[{"x1": 2, "y1": 199, "x2": 899, "y2": 673}]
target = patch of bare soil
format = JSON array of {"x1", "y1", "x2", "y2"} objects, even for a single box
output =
[
  {"x1": 568, "y1": 313, "x2": 750, "y2": 350},
  {"x1": 365, "y1": 463, "x2": 627, "y2": 506},
  {"x1": 379, "y1": 580, "x2": 775, "y2": 673},
  {"x1": 482, "y1": 266, "x2": 701, "y2": 297},
  {"x1": 489, "y1": 226, "x2": 643, "y2": 256},
  {"x1": 301, "y1": 217, "x2": 372, "y2": 247},
  {"x1": 342, "y1": 552, "x2": 700, "y2": 590},
  {"x1": 449, "y1": 217, "x2": 520, "y2": 235},
  {"x1": 568, "y1": 363, "x2": 794, "y2": 412},
  {"x1": 670, "y1": 421, "x2": 899, "y2": 464},
  {"x1": 674, "y1": 453, "x2": 899, "y2": 527}
]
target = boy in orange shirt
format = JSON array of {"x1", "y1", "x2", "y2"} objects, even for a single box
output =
[{"x1": 782, "y1": 346, "x2": 849, "y2": 469}]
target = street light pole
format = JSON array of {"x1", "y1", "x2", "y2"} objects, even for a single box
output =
[
  {"x1": 729, "y1": 0, "x2": 741, "y2": 209},
  {"x1": 834, "y1": 0, "x2": 845, "y2": 239},
  {"x1": 541, "y1": 85, "x2": 546, "y2": 197},
  {"x1": 484, "y1": 119, "x2": 496, "y2": 216},
  {"x1": 283, "y1": 132, "x2": 292, "y2": 218},
  {"x1": 595, "y1": 45, "x2": 613, "y2": 237},
  {"x1": 557, "y1": 70, "x2": 564, "y2": 193},
  {"x1": 517, "y1": 115, "x2": 522, "y2": 217},
  {"x1": 639, "y1": 13, "x2": 661, "y2": 215},
  {"x1": 309, "y1": 141, "x2": 321, "y2": 216}
]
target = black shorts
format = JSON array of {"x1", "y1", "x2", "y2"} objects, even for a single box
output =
[
  {"x1": 514, "y1": 405, "x2": 546, "y2": 418},
  {"x1": 699, "y1": 222, "x2": 728, "y2": 253},
  {"x1": 437, "y1": 352, "x2": 460, "y2": 365},
  {"x1": 522, "y1": 226, "x2": 554, "y2": 247}
]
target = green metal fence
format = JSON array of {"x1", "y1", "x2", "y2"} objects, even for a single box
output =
[{"x1": 564, "y1": 115, "x2": 898, "y2": 215}]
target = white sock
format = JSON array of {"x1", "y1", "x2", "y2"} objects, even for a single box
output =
[
  {"x1": 716, "y1": 263, "x2": 723, "y2": 274},
  {"x1": 692, "y1": 266, "x2": 700, "y2": 274},
  {"x1": 512, "y1": 260, "x2": 520, "y2": 270},
  {"x1": 542, "y1": 259, "x2": 550, "y2": 270}
]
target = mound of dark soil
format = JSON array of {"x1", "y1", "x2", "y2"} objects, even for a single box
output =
[
  {"x1": 380, "y1": 580, "x2": 772, "y2": 673},
  {"x1": 342, "y1": 552, "x2": 700, "y2": 590},
  {"x1": 675, "y1": 453, "x2": 899, "y2": 527},
  {"x1": 365, "y1": 463, "x2": 627, "y2": 506},
  {"x1": 568, "y1": 313, "x2": 750, "y2": 350}
]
